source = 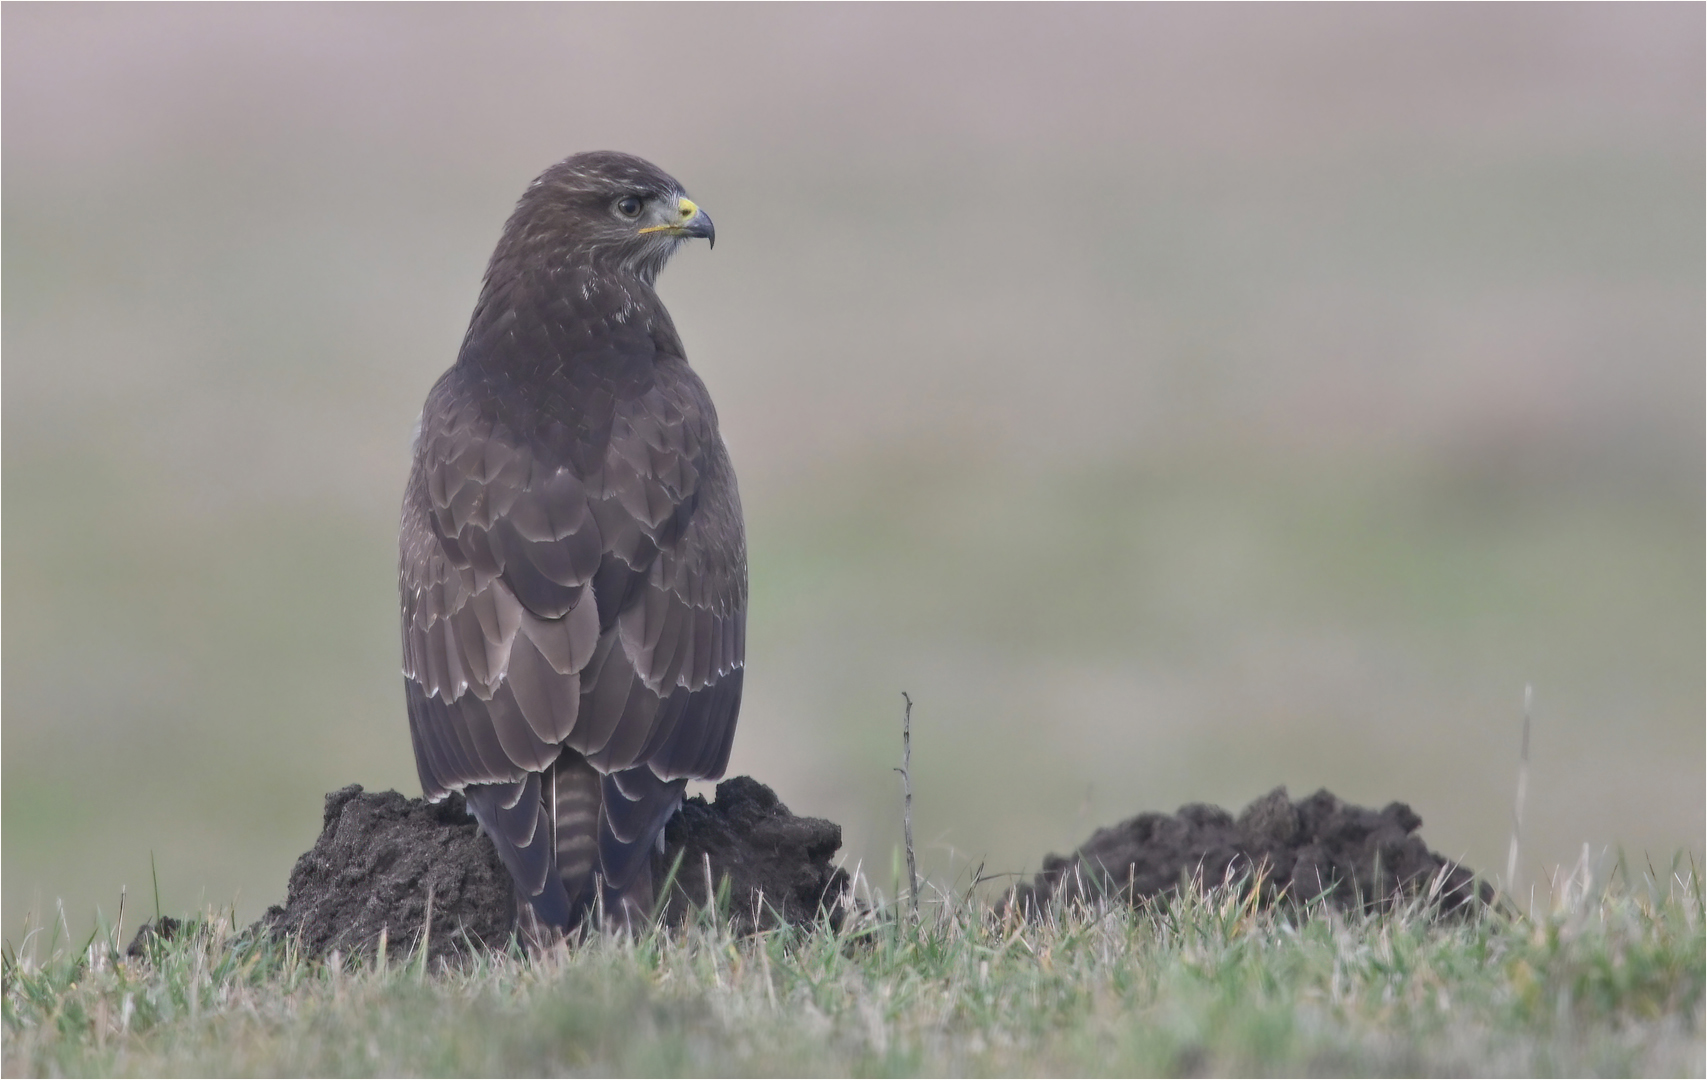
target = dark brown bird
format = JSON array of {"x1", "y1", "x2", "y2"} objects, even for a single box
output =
[{"x1": 399, "y1": 152, "x2": 743, "y2": 932}]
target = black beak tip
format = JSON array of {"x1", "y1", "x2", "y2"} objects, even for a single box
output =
[{"x1": 686, "y1": 208, "x2": 715, "y2": 249}]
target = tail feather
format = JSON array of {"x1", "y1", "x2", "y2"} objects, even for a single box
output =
[
  {"x1": 551, "y1": 751, "x2": 604, "y2": 921},
  {"x1": 469, "y1": 751, "x2": 687, "y2": 937}
]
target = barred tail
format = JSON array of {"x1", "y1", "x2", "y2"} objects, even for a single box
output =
[{"x1": 552, "y1": 750, "x2": 604, "y2": 923}]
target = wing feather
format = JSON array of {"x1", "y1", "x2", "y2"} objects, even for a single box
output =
[
  {"x1": 466, "y1": 777, "x2": 572, "y2": 927},
  {"x1": 485, "y1": 683, "x2": 561, "y2": 772},
  {"x1": 576, "y1": 636, "x2": 647, "y2": 757},
  {"x1": 506, "y1": 630, "x2": 581, "y2": 743},
  {"x1": 590, "y1": 675, "x2": 662, "y2": 771},
  {"x1": 598, "y1": 766, "x2": 686, "y2": 890}
]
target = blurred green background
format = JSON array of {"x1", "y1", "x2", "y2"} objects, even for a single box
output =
[{"x1": 5, "y1": 5, "x2": 1702, "y2": 940}]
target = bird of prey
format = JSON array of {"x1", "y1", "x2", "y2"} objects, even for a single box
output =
[{"x1": 399, "y1": 152, "x2": 744, "y2": 933}]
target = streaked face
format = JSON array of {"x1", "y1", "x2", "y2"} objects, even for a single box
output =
[{"x1": 515, "y1": 153, "x2": 714, "y2": 282}]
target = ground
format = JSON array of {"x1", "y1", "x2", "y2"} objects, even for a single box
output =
[
  {"x1": 243, "y1": 779, "x2": 1490, "y2": 963},
  {"x1": 4, "y1": 857, "x2": 1700, "y2": 1076}
]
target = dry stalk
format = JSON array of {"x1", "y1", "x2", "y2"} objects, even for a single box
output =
[
  {"x1": 1504, "y1": 684, "x2": 1533, "y2": 900},
  {"x1": 896, "y1": 692, "x2": 920, "y2": 919}
]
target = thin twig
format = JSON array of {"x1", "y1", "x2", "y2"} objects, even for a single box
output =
[
  {"x1": 1504, "y1": 684, "x2": 1532, "y2": 899},
  {"x1": 895, "y1": 692, "x2": 920, "y2": 920}
]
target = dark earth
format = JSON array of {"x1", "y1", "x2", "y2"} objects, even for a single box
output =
[
  {"x1": 133, "y1": 780, "x2": 1484, "y2": 961},
  {"x1": 253, "y1": 777, "x2": 848, "y2": 961},
  {"x1": 1011, "y1": 786, "x2": 1490, "y2": 915}
]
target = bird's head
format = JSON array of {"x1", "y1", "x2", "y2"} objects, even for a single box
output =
[{"x1": 503, "y1": 151, "x2": 714, "y2": 285}]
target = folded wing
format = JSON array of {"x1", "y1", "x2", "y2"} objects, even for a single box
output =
[{"x1": 400, "y1": 358, "x2": 746, "y2": 919}]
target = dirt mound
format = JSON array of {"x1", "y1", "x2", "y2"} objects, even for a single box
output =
[
  {"x1": 259, "y1": 778, "x2": 848, "y2": 959},
  {"x1": 124, "y1": 915, "x2": 190, "y2": 958},
  {"x1": 658, "y1": 776, "x2": 850, "y2": 930},
  {"x1": 255, "y1": 780, "x2": 1481, "y2": 959},
  {"x1": 1012, "y1": 787, "x2": 1489, "y2": 914},
  {"x1": 260, "y1": 785, "x2": 514, "y2": 961}
]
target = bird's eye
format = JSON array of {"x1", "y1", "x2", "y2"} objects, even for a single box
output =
[{"x1": 616, "y1": 196, "x2": 643, "y2": 218}]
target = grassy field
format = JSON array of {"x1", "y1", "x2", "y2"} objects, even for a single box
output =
[{"x1": 6, "y1": 866, "x2": 1701, "y2": 1077}]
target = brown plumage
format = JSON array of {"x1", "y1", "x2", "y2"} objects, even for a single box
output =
[{"x1": 399, "y1": 152, "x2": 743, "y2": 932}]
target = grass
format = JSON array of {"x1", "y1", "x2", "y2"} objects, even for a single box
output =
[{"x1": 5, "y1": 863, "x2": 1701, "y2": 1077}]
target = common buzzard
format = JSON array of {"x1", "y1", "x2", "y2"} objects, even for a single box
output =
[{"x1": 399, "y1": 152, "x2": 743, "y2": 933}]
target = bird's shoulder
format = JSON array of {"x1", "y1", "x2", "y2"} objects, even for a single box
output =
[
  {"x1": 411, "y1": 347, "x2": 721, "y2": 486},
  {"x1": 402, "y1": 282, "x2": 734, "y2": 600}
]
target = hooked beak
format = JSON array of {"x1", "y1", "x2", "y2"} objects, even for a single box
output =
[{"x1": 639, "y1": 196, "x2": 716, "y2": 249}]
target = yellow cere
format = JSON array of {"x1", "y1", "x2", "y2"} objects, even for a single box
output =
[{"x1": 639, "y1": 197, "x2": 700, "y2": 234}]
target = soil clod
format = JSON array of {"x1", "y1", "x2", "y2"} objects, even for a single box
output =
[
  {"x1": 1012, "y1": 786, "x2": 1490, "y2": 914},
  {"x1": 124, "y1": 915, "x2": 187, "y2": 958},
  {"x1": 658, "y1": 776, "x2": 850, "y2": 931},
  {"x1": 260, "y1": 785, "x2": 515, "y2": 962}
]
